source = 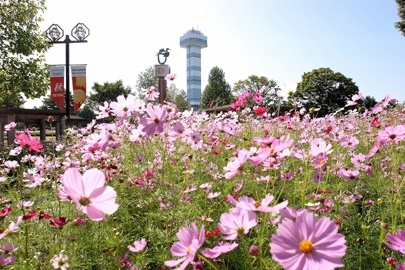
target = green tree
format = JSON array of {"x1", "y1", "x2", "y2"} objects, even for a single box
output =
[
  {"x1": 395, "y1": 0, "x2": 405, "y2": 37},
  {"x1": 136, "y1": 66, "x2": 158, "y2": 99},
  {"x1": 199, "y1": 66, "x2": 233, "y2": 109},
  {"x1": 87, "y1": 80, "x2": 132, "y2": 110},
  {"x1": 77, "y1": 105, "x2": 96, "y2": 119},
  {"x1": 358, "y1": 95, "x2": 378, "y2": 110},
  {"x1": 166, "y1": 84, "x2": 190, "y2": 111},
  {"x1": 37, "y1": 92, "x2": 74, "y2": 112},
  {"x1": 0, "y1": 0, "x2": 49, "y2": 108},
  {"x1": 233, "y1": 75, "x2": 281, "y2": 106},
  {"x1": 292, "y1": 67, "x2": 359, "y2": 114}
]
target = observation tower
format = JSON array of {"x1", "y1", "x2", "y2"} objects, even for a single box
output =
[{"x1": 180, "y1": 28, "x2": 207, "y2": 110}]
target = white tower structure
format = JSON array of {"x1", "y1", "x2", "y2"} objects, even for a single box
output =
[{"x1": 180, "y1": 28, "x2": 207, "y2": 110}]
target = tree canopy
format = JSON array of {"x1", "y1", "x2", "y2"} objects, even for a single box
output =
[
  {"x1": 233, "y1": 75, "x2": 281, "y2": 106},
  {"x1": 0, "y1": 0, "x2": 49, "y2": 108},
  {"x1": 136, "y1": 66, "x2": 158, "y2": 99},
  {"x1": 199, "y1": 66, "x2": 233, "y2": 109},
  {"x1": 37, "y1": 92, "x2": 74, "y2": 112},
  {"x1": 87, "y1": 80, "x2": 132, "y2": 110},
  {"x1": 291, "y1": 67, "x2": 359, "y2": 114},
  {"x1": 395, "y1": 0, "x2": 405, "y2": 37},
  {"x1": 166, "y1": 84, "x2": 190, "y2": 111}
]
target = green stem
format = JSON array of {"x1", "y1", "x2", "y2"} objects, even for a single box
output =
[
  {"x1": 240, "y1": 234, "x2": 254, "y2": 269},
  {"x1": 198, "y1": 254, "x2": 219, "y2": 270}
]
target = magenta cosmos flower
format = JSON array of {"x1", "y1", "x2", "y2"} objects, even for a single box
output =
[
  {"x1": 139, "y1": 104, "x2": 167, "y2": 135},
  {"x1": 14, "y1": 133, "x2": 43, "y2": 152},
  {"x1": 226, "y1": 194, "x2": 288, "y2": 213},
  {"x1": 386, "y1": 230, "x2": 405, "y2": 254},
  {"x1": 165, "y1": 223, "x2": 205, "y2": 270},
  {"x1": 62, "y1": 168, "x2": 119, "y2": 221},
  {"x1": 218, "y1": 208, "x2": 257, "y2": 240},
  {"x1": 270, "y1": 209, "x2": 346, "y2": 270}
]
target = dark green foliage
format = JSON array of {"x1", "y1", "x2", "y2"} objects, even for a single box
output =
[
  {"x1": 136, "y1": 66, "x2": 158, "y2": 98},
  {"x1": 37, "y1": 92, "x2": 74, "y2": 112},
  {"x1": 358, "y1": 95, "x2": 378, "y2": 110},
  {"x1": 87, "y1": 80, "x2": 132, "y2": 110},
  {"x1": 77, "y1": 105, "x2": 96, "y2": 119},
  {"x1": 166, "y1": 84, "x2": 190, "y2": 111},
  {"x1": 233, "y1": 75, "x2": 281, "y2": 106},
  {"x1": 395, "y1": 0, "x2": 405, "y2": 37},
  {"x1": 199, "y1": 66, "x2": 233, "y2": 109},
  {"x1": 292, "y1": 67, "x2": 359, "y2": 114},
  {"x1": 0, "y1": 0, "x2": 49, "y2": 107}
]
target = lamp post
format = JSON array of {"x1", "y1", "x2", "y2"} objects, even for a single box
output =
[
  {"x1": 46, "y1": 23, "x2": 89, "y2": 126},
  {"x1": 154, "y1": 48, "x2": 170, "y2": 104}
]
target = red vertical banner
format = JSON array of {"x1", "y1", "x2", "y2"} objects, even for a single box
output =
[
  {"x1": 50, "y1": 66, "x2": 65, "y2": 112},
  {"x1": 71, "y1": 65, "x2": 86, "y2": 113}
]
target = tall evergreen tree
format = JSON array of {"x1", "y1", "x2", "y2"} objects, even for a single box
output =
[{"x1": 199, "y1": 67, "x2": 233, "y2": 109}]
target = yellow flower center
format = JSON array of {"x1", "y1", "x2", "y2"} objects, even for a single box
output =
[
  {"x1": 270, "y1": 148, "x2": 275, "y2": 154},
  {"x1": 3, "y1": 229, "x2": 9, "y2": 235},
  {"x1": 299, "y1": 240, "x2": 314, "y2": 253},
  {"x1": 320, "y1": 160, "x2": 325, "y2": 164},
  {"x1": 253, "y1": 201, "x2": 262, "y2": 208},
  {"x1": 186, "y1": 246, "x2": 190, "y2": 254}
]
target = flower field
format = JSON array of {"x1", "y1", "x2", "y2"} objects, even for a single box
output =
[{"x1": 1, "y1": 90, "x2": 405, "y2": 270}]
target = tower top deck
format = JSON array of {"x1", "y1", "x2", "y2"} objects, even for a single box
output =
[{"x1": 180, "y1": 28, "x2": 207, "y2": 48}]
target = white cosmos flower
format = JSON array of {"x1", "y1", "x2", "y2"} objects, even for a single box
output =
[{"x1": 277, "y1": 80, "x2": 297, "y2": 100}]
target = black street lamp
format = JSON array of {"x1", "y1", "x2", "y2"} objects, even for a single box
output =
[{"x1": 46, "y1": 23, "x2": 90, "y2": 126}]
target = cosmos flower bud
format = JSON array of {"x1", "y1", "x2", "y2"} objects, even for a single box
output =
[
  {"x1": 249, "y1": 245, "x2": 260, "y2": 256},
  {"x1": 381, "y1": 222, "x2": 389, "y2": 230},
  {"x1": 387, "y1": 257, "x2": 396, "y2": 265}
]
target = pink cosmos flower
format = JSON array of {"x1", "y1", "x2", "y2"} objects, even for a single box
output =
[
  {"x1": 128, "y1": 238, "x2": 147, "y2": 252},
  {"x1": 338, "y1": 168, "x2": 360, "y2": 182},
  {"x1": 270, "y1": 209, "x2": 346, "y2": 270},
  {"x1": 142, "y1": 86, "x2": 160, "y2": 101},
  {"x1": 0, "y1": 255, "x2": 16, "y2": 267},
  {"x1": 371, "y1": 98, "x2": 390, "y2": 114},
  {"x1": 165, "y1": 73, "x2": 177, "y2": 81},
  {"x1": 62, "y1": 168, "x2": 119, "y2": 221},
  {"x1": 345, "y1": 92, "x2": 363, "y2": 107},
  {"x1": 207, "y1": 192, "x2": 221, "y2": 199},
  {"x1": 309, "y1": 138, "x2": 333, "y2": 158},
  {"x1": 0, "y1": 242, "x2": 19, "y2": 254},
  {"x1": 197, "y1": 216, "x2": 214, "y2": 222},
  {"x1": 378, "y1": 125, "x2": 405, "y2": 143},
  {"x1": 0, "y1": 216, "x2": 23, "y2": 240},
  {"x1": 97, "y1": 101, "x2": 110, "y2": 119},
  {"x1": 139, "y1": 104, "x2": 167, "y2": 135},
  {"x1": 386, "y1": 230, "x2": 405, "y2": 254},
  {"x1": 4, "y1": 122, "x2": 16, "y2": 131},
  {"x1": 218, "y1": 208, "x2": 257, "y2": 240},
  {"x1": 223, "y1": 149, "x2": 250, "y2": 179},
  {"x1": 340, "y1": 135, "x2": 359, "y2": 149},
  {"x1": 14, "y1": 133, "x2": 43, "y2": 152},
  {"x1": 200, "y1": 241, "x2": 238, "y2": 258},
  {"x1": 110, "y1": 94, "x2": 140, "y2": 118},
  {"x1": 50, "y1": 250, "x2": 71, "y2": 270},
  {"x1": 227, "y1": 194, "x2": 288, "y2": 213},
  {"x1": 313, "y1": 153, "x2": 328, "y2": 169},
  {"x1": 164, "y1": 223, "x2": 205, "y2": 270}
]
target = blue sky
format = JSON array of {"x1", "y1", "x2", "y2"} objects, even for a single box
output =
[{"x1": 25, "y1": 0, "x2": 405, "y2": 108}]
